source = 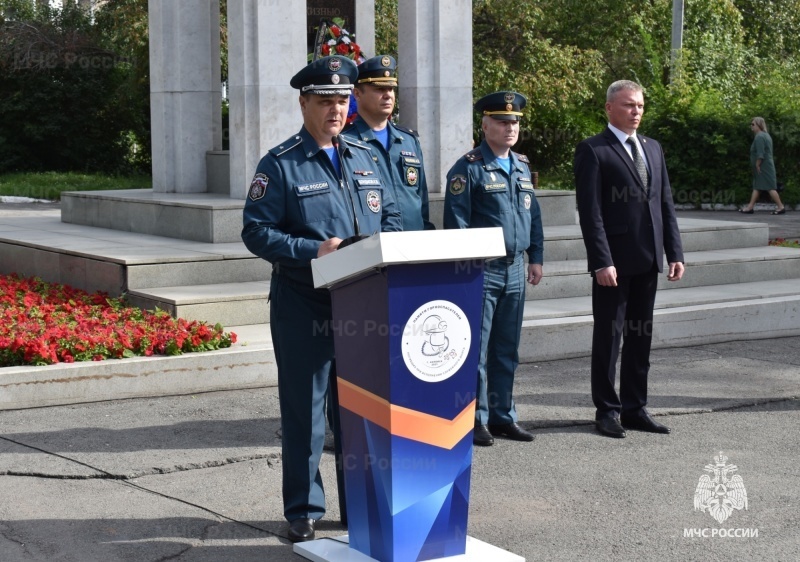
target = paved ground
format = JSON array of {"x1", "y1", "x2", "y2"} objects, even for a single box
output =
[
  {"x1": 1, "y1": 200, "x2": 799, "y2": 561},
  {"x1": 1, "y1": 336, "x2": 798, "y2": 561}
]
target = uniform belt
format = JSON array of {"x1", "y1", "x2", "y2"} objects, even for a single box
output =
[
  {"x1": 493, "y1": 255, "x2": 518, "y2": 265},
  {"x1": 273, "y1": 263, "x2": 315, "y2": 286}
]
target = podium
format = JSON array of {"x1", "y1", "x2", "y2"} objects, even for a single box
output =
[{"x1": 294, "y1": 228, "x2": 524, "y2": 562}]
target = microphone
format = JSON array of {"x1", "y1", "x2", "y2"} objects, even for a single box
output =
[{"x1": 332, "y1": 135, "x2": 367, "y2": 248}]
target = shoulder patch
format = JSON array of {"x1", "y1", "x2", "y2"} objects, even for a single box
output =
[
  {"x1": 449, "y1": 174, "x2": 467, "y2": 196},
  {"x1": 394, "y1": 124, "x2": 419, "y2": 137},
  {"x1": 465, "y1": 148, "x2": 483, "y2": 162},
  {"x1": 514, "y1": 151, "x2": 530, "y2": 163},
  {"x1": 248, "y1": 173, "x2": 268, "y2": 201},
  {"x1": 269, "y1": 136, "x2": 302, "y2": 157}
]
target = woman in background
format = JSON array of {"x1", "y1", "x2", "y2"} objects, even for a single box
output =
[{"x1": 740, "y1": 117, "x2": 785, "y2": 215}]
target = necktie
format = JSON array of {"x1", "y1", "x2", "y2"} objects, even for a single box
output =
[{"x1": 626, "y1": 137, "x2": 649, "y2": 194}]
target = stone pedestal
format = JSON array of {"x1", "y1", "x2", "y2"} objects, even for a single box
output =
[
  {"x1": 149, "y1": 0, "x2": 221, "y2": 194},
  {"x1": 398, "y1": 0, "x2": 473, "y2": 193}
]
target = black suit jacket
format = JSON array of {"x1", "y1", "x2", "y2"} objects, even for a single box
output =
[{"x1": 575, "y1": 128, "x2": 684, "y2": 276}]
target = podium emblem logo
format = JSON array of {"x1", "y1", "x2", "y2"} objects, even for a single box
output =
[{"x1": 402, "y1": 300, "x2": 471, "y2": 382}]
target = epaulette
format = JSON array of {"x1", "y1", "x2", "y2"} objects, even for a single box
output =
[
  {"x1": 394, "y1": 124, "x2": 419, "y2": 138},
  {"x1": 269, "y1": 135, "x2": 303, "y2": 157},
  {"x1": 465, "y1": 148, "x2": 483, "y2": 162},
  {"x1": 340, "y1": 133, "x2": 372, "y2": 150},
  {"x1": 514, "y1": 151, "x2": 530, "y2": 164}
]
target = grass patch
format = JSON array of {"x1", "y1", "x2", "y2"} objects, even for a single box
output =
[{"x1": 0, "y1": 172, "x2": 151, "y2": 201}]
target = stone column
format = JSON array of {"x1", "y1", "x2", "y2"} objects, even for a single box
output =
[
  {"x1": 227, "y1": 0, "x2": 306, "y2": 200},
  {"x1": 355, "y1": 0, "x2": 375, "y2": 59},
  {"x1": 398, "y1": 0, "x2": 473, "y2": 193},
  {"x1": 149, "y1": 0, "x2": 221, "y2": 193}
]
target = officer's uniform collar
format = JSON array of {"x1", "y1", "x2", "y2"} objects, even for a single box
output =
[
  {"x1": 479, "y1": 141, "x2": 523, "y2": 173},
  {"x1": 297, "y1": 126, "x2": 351, "y2": 157},
  {"x1": 351, "y1": 115, "x2": 401, "y2": 144}
]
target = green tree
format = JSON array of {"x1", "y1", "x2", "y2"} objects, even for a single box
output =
[
  {"x1": 472, "y1": 0, "x2": 606, "y2": 177},
  {"x1": 0, "y1": 0, "x2": 137, "y2": 173}
]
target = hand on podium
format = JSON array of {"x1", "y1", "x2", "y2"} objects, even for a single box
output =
[
  {"x1": 318, "y1": 237, "x2": 343, "y2": 257},
  {"x1": 338, "y1": 234, "x2": 370, "y2": 249}
]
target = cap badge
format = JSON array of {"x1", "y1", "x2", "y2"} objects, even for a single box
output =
[
  {"x1": 331, "y1": 74, "x2": 340, "y2": 84},
  {"x1": 381, "y1": 56, "x2": 391, "y2": 67},
  {"x1": 504, "y1": 92, "x2": 515, "y2": 103},
  {"x1": 328, "y1": 57, "x2": 342, "y2": 72}
]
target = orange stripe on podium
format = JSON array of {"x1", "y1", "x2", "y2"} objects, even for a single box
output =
[{"x1": 337, "y1": 378, "x2": 476, "y2": 450}]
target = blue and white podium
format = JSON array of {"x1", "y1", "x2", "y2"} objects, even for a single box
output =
[{"x1": 294, "y1": 228, "x2": 524, "y2": 562}]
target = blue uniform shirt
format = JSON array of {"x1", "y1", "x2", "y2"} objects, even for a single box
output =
[
  {"x1": 443, "y1": 140, "x2": 544, "y2": 264},
  {"x1": 345, "y1": 116, "x2": 434, "y2": 231},
  {"x1": 242, "y1": 126, "x2": 402, "y2": 268}
]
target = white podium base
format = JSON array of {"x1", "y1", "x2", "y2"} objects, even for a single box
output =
[{"x1": 293, "y1": 534, "x2": 525, "y2": 561}]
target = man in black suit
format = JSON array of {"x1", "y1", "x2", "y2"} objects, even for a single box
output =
[{"x1": 574, "y1": 80, "x2": 685, "y2": 439}]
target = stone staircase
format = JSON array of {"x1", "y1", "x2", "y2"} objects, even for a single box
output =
[{"x1": 2, "y1": 189, "x2": 800, "y2": 363}]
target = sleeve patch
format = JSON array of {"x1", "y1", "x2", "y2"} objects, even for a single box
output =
[
  {"x1": 249, "y1": 173, "x2": 268, "y2": 201},
  {"x1": 449, "y1": 174, "x2": 467, "y2": 195}
]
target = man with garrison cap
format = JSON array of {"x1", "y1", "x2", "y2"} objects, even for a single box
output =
[
  {"x1": 443, "y1": 91, "x2": 544, "y2": 447},
  {"x1": 241, "y1": 55, "x2": 401, "y2": 543},
  {"x1": 344, "y1": 55, "x2": 434, "y2": 230}
]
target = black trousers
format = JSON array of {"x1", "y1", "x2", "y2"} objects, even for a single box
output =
[{"x1": 590, "y1": 267, "x2": 659, "y2": 419}]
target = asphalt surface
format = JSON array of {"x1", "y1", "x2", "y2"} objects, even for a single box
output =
[
  {"x1": 1, "y1": 201, "x2": 799, "y2": 561},
  {"x1": 1, "y1": 338, "x2": 799, "y2": 561}
]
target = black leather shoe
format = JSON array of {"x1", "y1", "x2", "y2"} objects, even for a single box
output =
[
  {"x1": 288, "y1": 518, "x2": 315, "y2": 542},
  {"x1": 621, "y1": 411, "x2": 671, "y2": 434},
  {"x1": 595, "y1": 417, "x2": 626, "y2": 438},
  {"x1": 489, "y1": 422, "x2": 534, "y2": 442},
  {"x1": 473, "y1": 424, "x2": 494, "y2": 446}
]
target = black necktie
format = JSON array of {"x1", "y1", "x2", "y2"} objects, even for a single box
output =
[{"x1": 626, "y1": 137, "x2": 649, "y2": 193}]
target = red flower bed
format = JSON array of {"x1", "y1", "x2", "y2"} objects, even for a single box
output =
[{"x1": 0, "y1": 273, "x2": 237, "y2": 367}]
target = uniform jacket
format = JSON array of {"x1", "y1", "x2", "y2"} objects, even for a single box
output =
[
  {"x1": 574, "y1": 128, "x2": 684, "y2": 276},
  {"x1": 443, "y1": 140, "x2": 544, "y2": 264},
  {"x1": 344, "y1": 116, "x2": 434, "y2": 231},
  {"x1": 242, "y1": 126, "x2": 402, "y2": 269}
]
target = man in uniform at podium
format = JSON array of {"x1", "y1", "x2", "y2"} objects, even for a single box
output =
[
  {"x1": 443, "y1": 91, "x2": 544, "y2": 447},
  {"x1": 241, "y1": 55, "x2": 401, "y2": 542},
  {"x1": 345, "y1": 54, "x2": 434, "y2": 231}
]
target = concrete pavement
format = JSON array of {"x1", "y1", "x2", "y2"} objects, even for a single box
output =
[{"x1": 1, "y1": 335, "x2": 799, "y2": 561}]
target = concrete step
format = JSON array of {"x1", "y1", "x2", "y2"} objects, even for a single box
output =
[
  {"x1": 127, "y1": 281, "x2": 270, "y2": 326},
  {"x1": 543, "y1": 218, "x2": 768, "y2": 262},
  {"x1": 520, "y1": 293, "x2": 800, "y2": 362},
  {"x1": 529, "y1": 245, "x2": 800, "y2": 300},
  {"x1": 61, "y1": 190, "x2": 246, "y2": 243},
  {"x1": 526, "y1": 278, "x2": 800, "y2": 320},
  {"x1": 126, "y1": 255, "x2": 270, "y2": 290}
]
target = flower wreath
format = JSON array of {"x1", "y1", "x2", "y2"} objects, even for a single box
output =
[{"x1": 309, "y1": 17, "x2": 367, "y2": 124}]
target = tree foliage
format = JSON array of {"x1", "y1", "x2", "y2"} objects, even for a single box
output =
[
  {"x1": 465, "y1": 0, "x2": 800, "y2": 202},
  {"x1": 1, "y1": 0, "x2": 798, "y2": 204},
  {"x1": 0, "y1": 0, "x2": 140, "y2": 173}
]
